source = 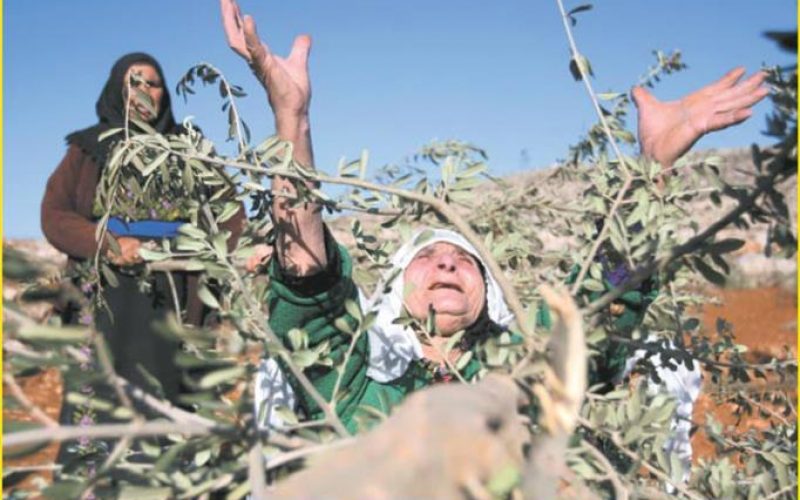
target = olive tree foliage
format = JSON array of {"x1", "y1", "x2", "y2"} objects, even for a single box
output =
[{"x1": 3, "y1": 4, "x2": 797, "y2": 499}]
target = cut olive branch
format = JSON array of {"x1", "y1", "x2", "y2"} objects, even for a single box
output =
[
  {"x1": 3, "y1": 372, "x2": 59, "y2": 428},
  {"x1": 577, "y1": 416, "x2": 705, "y2": 500},
  {"x1": 130, "y1": 143, "x2": 536, "y2": 343},
  {"x1": 330, "y1": 323, "x2": 368, "y2": 407},
  {"x1": 207, "y1": 228, "x2": 351, "y2": 437},
  {"x1": 585, "y1": 154, "x2": 794, "y2": 315},
  {"x1": 578, "y1": 438, "x2": 628, "y2": 500},
  {"x1": 607, "y1": 333, "x2": 797, "y2": 371},
  {"x1": 556, "y1": 0, "x2": 636, "y2": 297}
]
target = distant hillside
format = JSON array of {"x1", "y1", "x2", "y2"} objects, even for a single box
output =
[{"x1": 5, "y1": 147, "x2": 796, "y2": 304}]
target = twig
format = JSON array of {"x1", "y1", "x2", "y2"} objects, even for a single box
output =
[
  {"x1": 418, "y1": 328, "x2": 468, "y2": 384},
  {"x1": 2, "y1": 464, "x2": 63, "y2": 473},
  {"x1": 330, "y1": 327, "x2": 368, "y2": 404},
  {"x1": 164, "y1": 270, "x2": 184, "y2": 327},
  {"x1": 147, "y1": 147, "x2": 535, "y2": 342},
  {"x1": 555, "y1": 0, "x2": 635, "y2": 297},
  {"x1": 3, "y1": 421, "x2": 224, "y2": 449},
  {"x1": 79, "y1": 434, "x2": 135, "y2": 500},
  {"x1": 607, "y1": 334, "x2": 796, "y2": 371},
  {"x1": 577, "y1": 416, "x2": 704, "y2": 500},
  {"x1": 554, "y1": 0, "x2": 631, "y2": 175},
  {"x1": 248, "y1": 441, "x2": 267, "y2": 499},
  {"x1": 579, "y1": 438, "x2": 628, "y2": 500},
  {"x1": 736, "y1": 392, "x2": 792, "y2": 426},
  {"x1": 585, "y1": 164, "x2": 793, "y2": 316},
  {"x1": 763, "y1": 483, "x2": 797, "y2": 500},
  {"x1": 2, "y1": 373, "x2": 59, "y2": 428},
  {"x1": 92, "y1": 333, "x2": 136, "y2": 413},
  {"x1": 264, "y1": 437, "x2": 353, "y2": 472}
]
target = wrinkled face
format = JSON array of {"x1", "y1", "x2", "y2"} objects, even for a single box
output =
[
  {"x1": 403, "y1": 242, "x2": 486, "y2": 336},
  {"x1": 122, "y1": 63, "x2": 163, "y2": 123}
]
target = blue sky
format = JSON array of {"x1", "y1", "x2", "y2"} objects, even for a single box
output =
[{"x1": 4, "y1": 1, "x2": 796, "y2": 238}]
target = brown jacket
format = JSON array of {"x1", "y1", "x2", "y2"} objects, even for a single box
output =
[{"x1": 41, "y1": 144, "x2": 246, "y2": 325}]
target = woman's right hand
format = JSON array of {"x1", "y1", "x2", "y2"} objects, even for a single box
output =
[
  {"x1": 245, "y1": 244, "x2": 273, "y2": 273},
  {"x1": 220, "y1": 0, "x2": 312, "y2": 122},
  {"x1": 107, "y1": 236, "x2": 142, "y2": 266}
]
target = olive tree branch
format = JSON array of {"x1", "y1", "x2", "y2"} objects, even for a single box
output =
[
  {"x1": 555, "y1": 0, "x2": 638, "y2": 297},
  {"x1": 330, "y1": 327, "x2": 368, "y2": 406},
  {"x1": 2, "y1": 372, "x2": 59, "y2": 428},
  {"x1": 577, "y1": 416, "x2": 705, "y2": 500},
  {"x1": 607, "y1": 334, "x2": 796, "y2": 371},
  {"x1": 579, "y1": 438, "x2": 629, "y2": 500},
  {"x1": 211, "y1": 236, "x2": 351, "y2": 437},
  {"x1": 155, "y1": 147, "x2": 536, "y2": 343},
  {"x1": 585, "y1": 161, "x2": 794, "y2": 315},
  {"x1": 3, "y1": 421, "x2": 225, "y2": 449}
]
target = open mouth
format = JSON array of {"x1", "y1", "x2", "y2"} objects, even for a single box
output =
[{"x1": 429, "y1": 282, "x2": 463, "y2": 292}]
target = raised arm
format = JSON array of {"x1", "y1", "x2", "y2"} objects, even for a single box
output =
[
  {"x1": 221, "y1": 0, "x2": 326, "y2": 276},
  {"x1": 633, "y1": 67, "x2": 769, "y2": 168}
]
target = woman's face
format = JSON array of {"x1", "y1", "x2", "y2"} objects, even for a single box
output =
[
  {"x1": 122, "y1": 63, "x2": 164, "y2": 123},
  {"x1": 403, "y1": 242, "x2": 486, "y2": 336}
]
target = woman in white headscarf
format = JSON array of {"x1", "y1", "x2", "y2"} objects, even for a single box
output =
[{"x1": 220, "y1": 0, "x2": 767, "y2": 437}]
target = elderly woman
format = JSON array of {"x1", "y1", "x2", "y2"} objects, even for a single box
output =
[
  {"x1": 41, "y1": 52, "x2": 245, "y2": 444},
  {"x1": 220, "y1": 0, "x2": 767, "y2": 439}
]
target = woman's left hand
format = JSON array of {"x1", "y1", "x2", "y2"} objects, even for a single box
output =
[{"x1": 633, "y1": 67, "x2": 769, "y2": 168}]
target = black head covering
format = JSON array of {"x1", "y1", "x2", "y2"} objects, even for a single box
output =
[{"x1": 65, "y1": 52, "x2": 181, "y2": 169}]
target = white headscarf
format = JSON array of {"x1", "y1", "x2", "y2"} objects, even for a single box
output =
[
  {"x1": 365, "y1": 228, "x2": 514, "y2": 382},
  {"x1": 255, "y1": 227, "x2": 514, "y2": 429}
]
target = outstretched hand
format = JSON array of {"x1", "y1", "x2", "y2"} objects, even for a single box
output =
[
  {"x1": 220, "y1": 0, "x2": 312, "y2": 121},
  {"x1": 633, "y1": 67, "x2": 769, "y2": 168}
]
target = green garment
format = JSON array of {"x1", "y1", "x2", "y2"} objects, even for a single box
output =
[{"x1": 268, "y1": 243, "x2": 654, "y2": 433}]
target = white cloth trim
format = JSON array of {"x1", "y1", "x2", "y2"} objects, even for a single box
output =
[
  {"x1": 365, "y1": 228, "x2": 514, "y2": 382},
  {"x1": 623, "y1": 342, "x2": 702, "y2": 484}
]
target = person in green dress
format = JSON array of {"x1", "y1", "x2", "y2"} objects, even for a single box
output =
[{"x1": 219, "y1": 0, "x2": 769, "y2": 444}]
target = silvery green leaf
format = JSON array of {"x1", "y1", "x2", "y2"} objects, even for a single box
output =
[
  {"x1": 17, "y1": 325, "x2": 89, "y2": 343},
  {"x1": 138, "y1": 248, "x2": 170, "y2": 262},
  {"x1": 275, "y1": 405, "x2": 299, "y2": 425},
  {"x1": 101, "y1": 262, "x2": 119, "y2": 287},
  {"x1": 569, "y1": 54, "x2": 593, "y2": 81},
  {"x1": 193, "y1": 449, "x2": 212, "y2": 467},
  {"x1": 344, "y1": 299, "x2": 362, "y2": 323},
  {"x1": 98, "y1": 127, "x2": 124, "y2": 142},
  {"x1": 198, "y1": 366, "x2": 245, "y2": 389},
  {"x1": 581, "y1": 278, "x2": 605, "y2": 292},
  {"x1": 485, "y1": 464, "x2": 520, "y2": 497},
  {"x1": 217, "y1": 202, "x2": 241, "y2": 223},
  {"x1": 455, "y1": 350, "x2": 473, "y2": 370},
  {"x1": 197, "y1": 285, "x2": 221, "y2": 309},
  {"x1": 212, "y1": 233, "x2": 228, "y2": 259}
]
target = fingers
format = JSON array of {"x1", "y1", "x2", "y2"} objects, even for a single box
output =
[
  {"x1": 289, "y1": 35, "x2": 312, "y2": 66},
  {"x1": 719, "y1": 85, "x2": 770, "y2": 114},
  {"x1": 709, "y1": 66, "x2": 747, "y2": 92},
  {"x1": 243, "y1": 15, "x2": 272, "y2": 71},
  {"x1": 708, "y1": 108, "x2": 753, "y2": 132},
  {"x1": 221, "y1": 0, "x2": 254, "y2": 62},
  {"x1": 719, "y1": 70, "x2": 767, "y2": 100},
  {"x1": 245, "y1": 244, "x2": 273, "y2": 272},
  {"x1": 631, "y1": 86, "x2": 657, "y2": 110}
]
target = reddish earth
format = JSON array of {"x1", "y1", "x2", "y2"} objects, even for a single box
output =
[
  {"x1": 4, "y1": 287, "x2": 797, "y2": 495},
  {"x1": 691, "y1": 286, "x2": 797, "y2": 463}
]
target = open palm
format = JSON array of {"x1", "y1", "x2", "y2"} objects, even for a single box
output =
[
  {"x1": 220, "y1": 0, "x2": 311, "y2": 119},
  {"x1": 633, "y1": 67, "x2": 768, "y2": 167}
]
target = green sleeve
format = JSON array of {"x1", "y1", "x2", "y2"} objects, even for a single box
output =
[
  {"x1": 565, "y1": 264, "x2": 658, "y2": 388},
  {"x1": 267, "y1": 239, "x2": 370, "y2": 431}
]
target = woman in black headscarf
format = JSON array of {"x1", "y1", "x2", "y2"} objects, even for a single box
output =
[{"x1": 42, "y1": 53, "x2": 244, "y2": 462}]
